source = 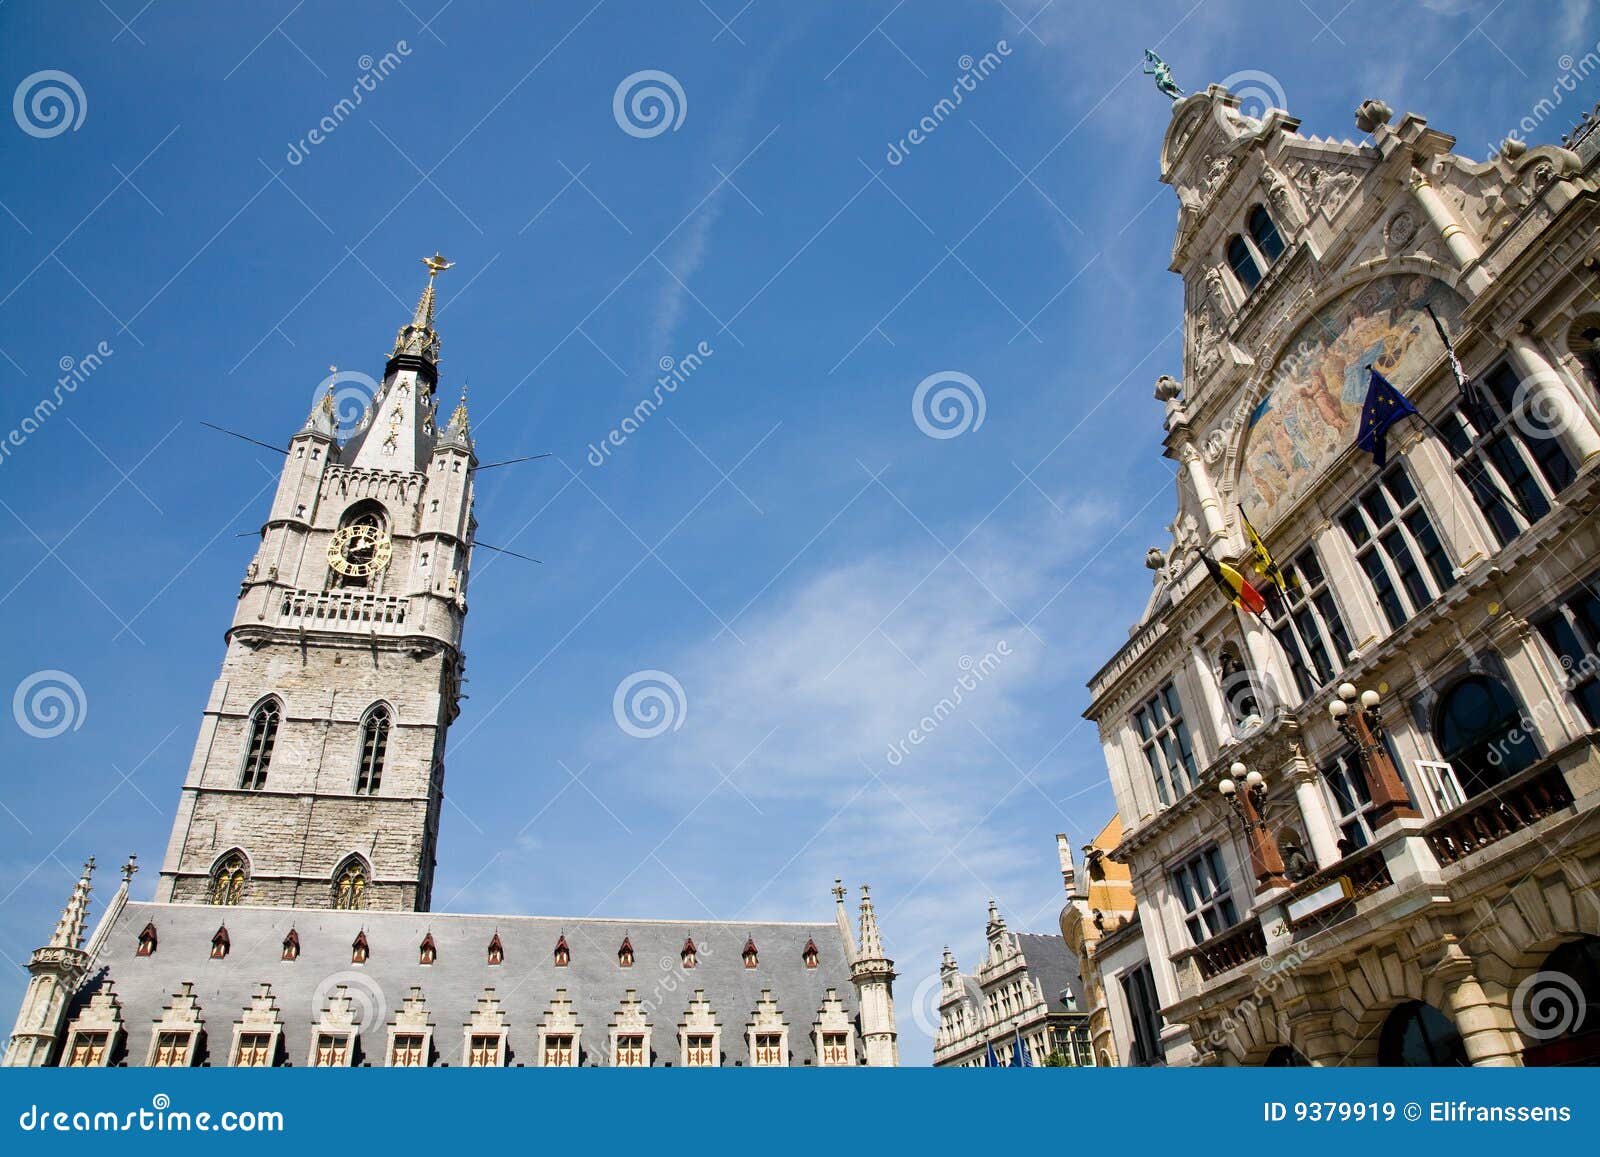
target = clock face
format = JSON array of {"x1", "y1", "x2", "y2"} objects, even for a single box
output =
[{"x1": 327, "y1": 523, "x2": 393, "y2": 579}]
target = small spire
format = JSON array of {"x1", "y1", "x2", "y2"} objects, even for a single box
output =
[
  {"x1": 439, "y1": 383, "x2": 473, "y2": 450},
  {"x1": 50, "y1": 858, "x2": 95, "y2": 951},
  {"x1": 941, "y1": 945, "x2": 957, "y2": 971},
  {"x1": 857, "y1": 883, "x2": 885, "y2": 960},
  {"x1": 121, "y1": 853, "x2": 139, "y2": 885},
  {"x1": 390, "y1": 254, "x2": 451, "y2": 367}
]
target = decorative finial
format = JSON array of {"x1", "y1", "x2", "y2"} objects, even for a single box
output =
[
  {"x1": 121, "y1": 853, "x2": 139, "y2": 884},
  {"x1": 422, "y1": 252, "x2": 454, "y2": 281},
  {"x1": 1142, "y1": 50, "x2": 1183, "y2": 100},
  {"x1": 832, "y1": 879, "x2": 846, "y2": 904}
]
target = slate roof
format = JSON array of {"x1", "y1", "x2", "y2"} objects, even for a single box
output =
[
  {"x1": 66, "y1": 901, "x2": 861, "y2": 1067},
  {"x1": 1012, "y1": 932, "x2": 1084, "y2": 1015}
]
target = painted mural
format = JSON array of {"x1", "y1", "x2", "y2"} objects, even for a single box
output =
[{"x1": 1238, "y1": 273, "x2": 1466, "y2": 528}]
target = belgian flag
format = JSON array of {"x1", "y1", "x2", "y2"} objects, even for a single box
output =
[{"x1": 1200, "y1": 550, "x2": 1267, "y2": 616}]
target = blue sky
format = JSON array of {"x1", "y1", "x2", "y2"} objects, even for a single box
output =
[{"x1": 0, "y1": 0, "x2": 1593, "y2": 1062}]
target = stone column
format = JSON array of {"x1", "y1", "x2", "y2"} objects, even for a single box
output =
[
  {"x1": 1434, "y1": 949, "x2": 1524, "y2": 1067},
  {"x1": 1506, "y1": 330, "x2": 1600, "y2": 467},
  {"x1": 1287, "y1": 755, "x2": 1342, "y2": 868},
  {"x1": 1409, "y1": 170, "x2": 1490, "y2": 293}
]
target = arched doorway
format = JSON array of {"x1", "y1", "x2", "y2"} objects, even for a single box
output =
[
  {"x1": 1432, "y1": 674, "x2": 1538, "y2": 798},
  {"x1": 1378, "y1": 1001, "x2": 1469, "y2": 1066},
  {"x1": 1520, "y1": 936, "x2": 1600, "y2": 1067},
  {"x1": 1263, "y1": 1044, "x2": 1310, "y2": 1066}
]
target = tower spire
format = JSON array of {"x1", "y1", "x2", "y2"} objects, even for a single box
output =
[
  {"x1": 50, "y1": 858, "x2": 94, "y2": 951},
  {"x1": 849, "y1": 883, "x2": 898, "y2": 1066},
  {"x1": 389, "y1": 253, "x2": 452, "y2": 372},
  {"x1": 858, "y1": 884, "x2": 885, "y2": 958}
]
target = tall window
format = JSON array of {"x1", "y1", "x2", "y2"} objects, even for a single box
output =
[
  {"x1": 1134, "y1": 682, "x2": 1197, "y2": 806},
  {"x1": 355, "y1": 705, "x2": 391, "y2": 794},
  {"x1": 210, "y1": 854, "x2": 247, "y2": 906},
  {"x1": 1171, "y1": 845, "x2": 1238, "y2": 945},
  {"x1": 1439, "y1": 364, "x2": 1574, "y2": 547},
  {"x1": 1538, "y1": 583, "x2": 1600, "y2": 725},
  {"x1": 1121, "y1": 963, "x2": 1165, "y2": 1066},
  {"x1": 1320, "y1": 751, "x2": 1379, "y2": 851},
  {"x1": 332, "y1": 858, "x2": 368, "y2": 911},
  {"x1": 1247, "y1": 205, "x2": 1285, "y2": 262},
  {"x1": 1267, "y1": 546, "x2": 1353, "y2": 697},
  {"x1": 1226, "y1": 235, "x2": 1261, "y2": 291},
  {"x1": 240, "y1": 699, "x2": 280, "y2": 790},
  {"x1": 1432, "y1": 675, "x2": 1539, "y2": 797},
  {"x1": 1339, "y1": 466, "x2": 1454, "y2": 631}
]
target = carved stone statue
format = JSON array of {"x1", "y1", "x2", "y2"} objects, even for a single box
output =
[{"x1": 1142, "y1": 50, "x2": 1182, "y2": 100}]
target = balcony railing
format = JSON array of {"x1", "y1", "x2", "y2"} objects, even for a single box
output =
[
  {"x1": 279, "y1": 589, "x2": 409, "y2": 628},
  {"x1": 1282, "y1": 840, "x2": 1395, "y2": 934},
  {"x1": 1424, "y1": 761, "x2": 1576, "y2": 866},
  {"x1": 1189, "y1": 917, "x2": 1267, "y2": 981}
]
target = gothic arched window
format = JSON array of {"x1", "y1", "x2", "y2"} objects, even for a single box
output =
[
  {"x1": 332, "y1": 858, "x2": 368, "y2": 911},
  {"x1": 211, "y1": 853, "x2": 247, "y2": 906},
  {"x1": 1378, "y1": 1001, "x2": 1468, "y2": 1066},
  {"x1": 1226, "y1": 235, "x2": 1261, "y2": 291},
  {"x1": 1432, "y1": 674, "x2": 1538, "y2": 798},
  {"x1": 1247, "y1": 205, "x2": 1285, "y2": 263},
  {"x1": 355, "y1": 704, "x2": 391, "y2": 794},
  {"x1": 240, "y1": 699, "x2": 280, "y2": 790}
]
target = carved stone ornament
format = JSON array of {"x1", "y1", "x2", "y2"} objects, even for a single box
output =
[{"x1": 1386, "y1": 209, "x2": 1417, "y2": 248}]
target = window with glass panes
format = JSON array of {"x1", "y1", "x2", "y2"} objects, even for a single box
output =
[
  {"x1": 1339, "y1": 466, "x2": 1454, "y2": 631},
  {"x1": 614, "y1": 1034, "x2": 646, "y2": 1067},
  {"x1": 235, "y1": 1032, "x2": 274, "y2": 1067},
  {"x1": 1133, "y1": 682, "x2": 1198, "y2": 805},
  {"x1": 1320, "y1": 751, "x2": 1378, "y2": 851},
  {"x1": 66, "y1": 1031, "x2": 109, "y2": 1067},
  {"x1": 541, "y1": 1034, "x2": 574, "y2": 1067},
  {"x1": 1538, "y1": 583, "x2": 1600, "y2": 727},
  {"x1": 469, "y1": 1034, "x2": 503, "y2": 1067},
  {"x1": 390, "y1": 1034, "x2": 426, "y2": 1067},
  {"x1": 1121, "y1": 963, "x2": 1165, "y2": 1066},
  {"x1": 753, "y1": 1033, "x2": 784, "y2": 1066},
  {"x1": 1267, "y1": 546, "x2": 1354, "y2": 697},
  {"x1": 820, "y1": 1032, "x2": 851, "y2": 1065},
  {"x1": 1438, "y1": 364, "x2": 1574, "y2": 547},
  {"x1": 152, "y1": 1031, "x2": 191, "y2": 1067},
  {"x1": 684, "y1": 1034, "x2": 717, "y2": 1066},
  {"x1": 312, "y1": 1033, "x2": 349, "y2": 1066},
  {"x1": 1171, "y1": 846, "x2": 1238, "y2": 945}
]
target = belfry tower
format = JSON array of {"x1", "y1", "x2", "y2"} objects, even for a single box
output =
[{"x1": 156, "y1": 255, "x2": 477, "y2": 912}]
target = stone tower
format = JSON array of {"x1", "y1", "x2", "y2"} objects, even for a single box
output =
[
  {"x1": 156, "y1": 255, "x2": 477, "y2": 912},
  {"x1": 850, "y1": 885, "x2": 899, "y2": 1066},
  {"x1": 2, "y1": 860, "x2": 94, "y2": 1067}
]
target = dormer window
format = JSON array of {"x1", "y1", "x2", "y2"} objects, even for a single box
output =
[
  {"x1": 136, "y1": 923, "x2": 158, "y2": 957},
  {"x1": 487, "y1": 933, "x2": 504, "y2": 965},
  {"x1": 618, "y1": 936, "x2": 634, "y2": 967},
  {"x1": 211, "y1": 925, "x2": 230, "y2": 959},
  {"x1": 281, "y1": 928, "x2": 300, "y2": 961},
  {"x1": 681, "y1": 938, "x2": 697, "y2": 969},
  {"x1": 554, "y1": 935, "x2": 570, "y2": 967},
  {"x1": 1226, "y1": 236, "x2": 1261, "y2": 291},
  {"x1": 419, "y1": 933, "x2": 436, "y2": 965},
  {"x1": 1248, "y1": 205, "x2": 1285, "y2": 262},
  {"x1": 351, "y1": 930, "x2": 370, "y2": 964},
  {"x1": 802, "y1": 939, "x2": 819, "y2": 969},
  {"x1": 742, "y1": 937, "x2": 758, "y2": 969}
]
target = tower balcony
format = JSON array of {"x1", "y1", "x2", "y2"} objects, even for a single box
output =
[{"x1": 277, "y1": 588, "x2": 412, "y2": 632}]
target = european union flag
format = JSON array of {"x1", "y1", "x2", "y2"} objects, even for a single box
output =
[
  {"x1": 1355, "y1": 369, "x2": 1419, "y2": 469},
  {"x1": 985, "y1": 1040, "x2": 1001, "y2": 1067}
]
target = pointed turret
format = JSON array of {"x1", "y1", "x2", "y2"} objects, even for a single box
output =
[
  {"x1": 389, "y1": 252, "x2": 451, "y2": 373},
  {"x1": 3, "y1": 860, "x2": 96, "y2": 1066},
  {"x1": 437, "y1": 385, "x2": 474, "y2": 452},
  {"x1": 849, "y1": 883, "x2": 898, "y2": 1066},
  {"x1": 303, "y1": 383, "x2": 338, "y2": 440}
]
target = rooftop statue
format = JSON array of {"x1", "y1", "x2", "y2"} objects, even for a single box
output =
[{"x1": 1143, "y1": 49, "x2": 1183, "y2": 100}]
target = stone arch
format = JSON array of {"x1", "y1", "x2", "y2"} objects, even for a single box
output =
[
  {"x1": 1458, "y1": 869, "x2": 1600, "y2": 996},
  {"x1": 1205, "y1": 992, "x2": 1298, "y2": 1065},
  {"x1": 1326, "y1": 945, "x2": 1444, "y2": 1065}
]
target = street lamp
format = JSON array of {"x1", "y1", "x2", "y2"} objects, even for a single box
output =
[
  {"x1": 1327, "y1": 682, "x2": 1418, "y2": 832},
  {"x1": 1217, "y1": 760, "x2": 1290, "y2": 890}
]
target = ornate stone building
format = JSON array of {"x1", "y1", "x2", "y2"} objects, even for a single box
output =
[
  {"x1": 3, "y1": 265, "x2": 899, "y2": 1069},
  {"x1": 932, "y1": 899, "x2": 1091, "y2": 1066},
  {"x1": 1082, "y1": 86, "x2": 1600, "y2": 1066}
]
